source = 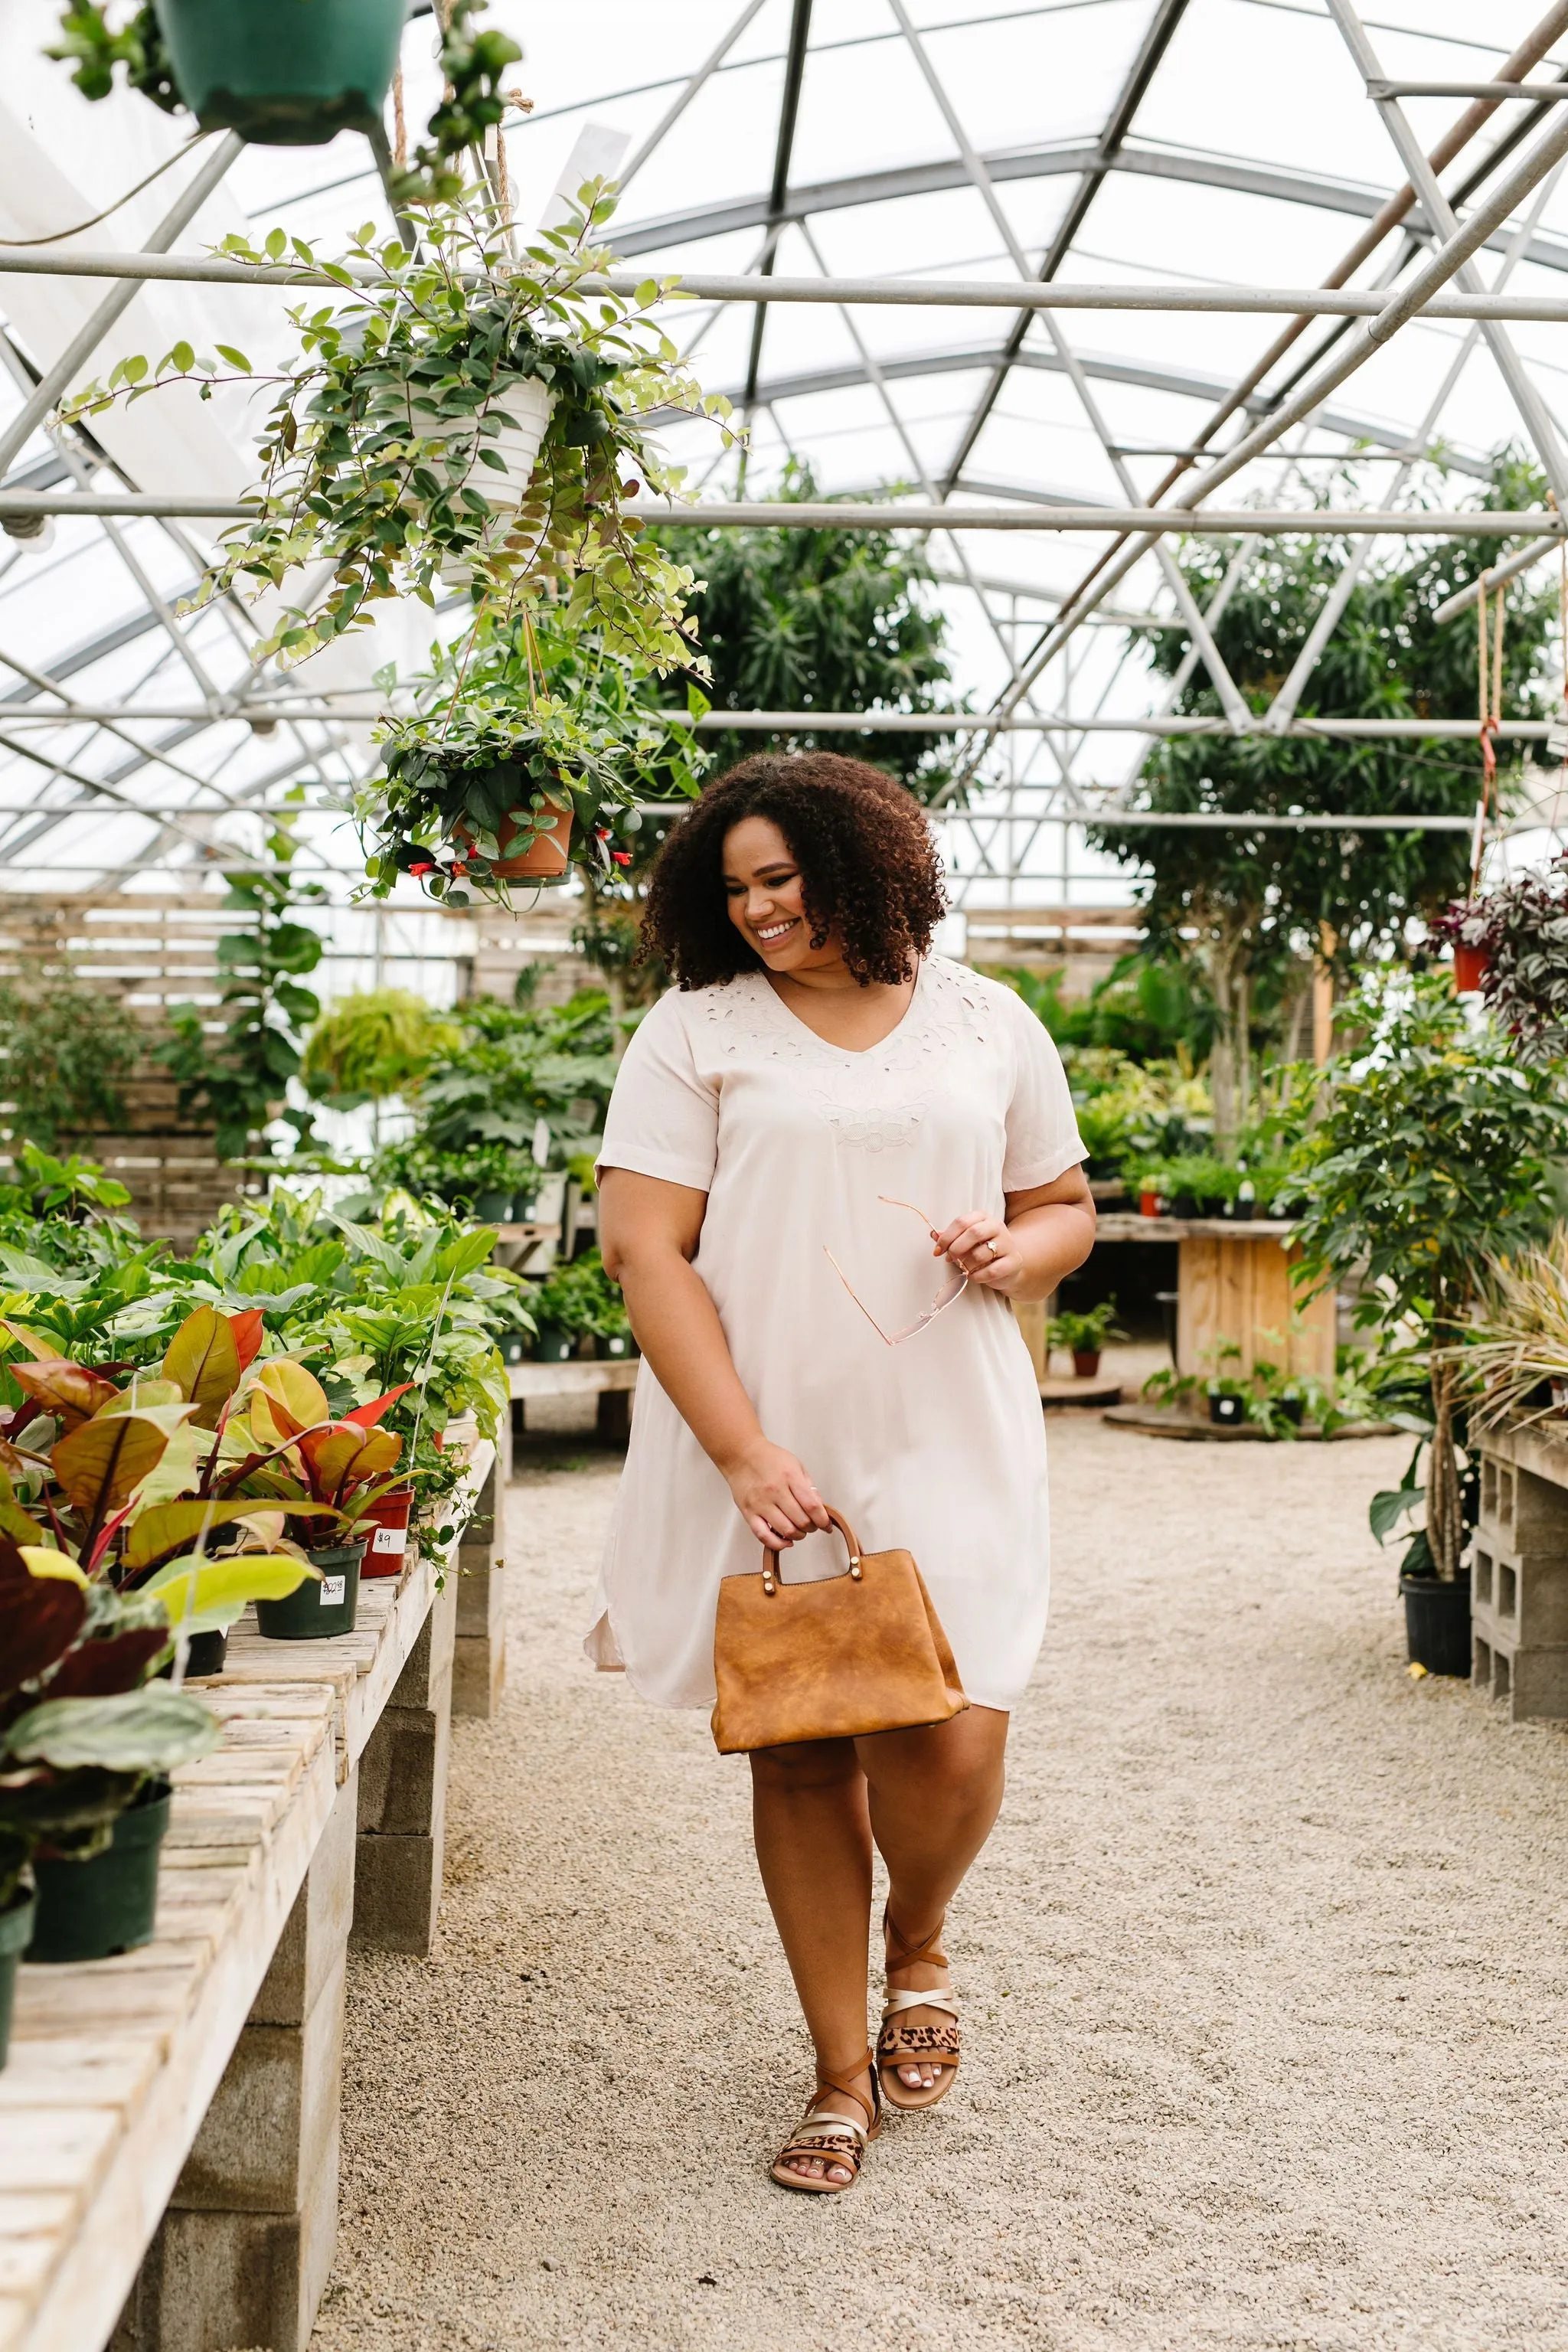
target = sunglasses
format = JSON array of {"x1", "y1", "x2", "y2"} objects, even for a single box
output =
[{"x1": 825, "y1": 1196, "x2": 968, "y2": 1347}]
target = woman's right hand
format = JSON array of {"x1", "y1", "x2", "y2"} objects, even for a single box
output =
[{"x1": 723, "y1": 1439, "x2": 831, "y2": 1552}]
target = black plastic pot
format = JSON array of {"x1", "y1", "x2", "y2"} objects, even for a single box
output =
[
  {"x1": 1208, "y1": 1391, "x2": 1246, "y2": 1426},
  {"x1": 531, "y1": 1326, "x2": 576, "y2": 1363},
  {"x1": 0, "y1": 1889, "x2": 36, "y2": 2064},
  {"x1": 1233, "y1": 1198, "x2": 1256, "y2": 1221},
  {"x1": 155, "y1": 1626, "x2": 228, "y2": 1681},
  {"x1": 1171, "y1": 1194, "x2": 1200, "y2": 1219},
  {"x1": 29, "y1": 1782, "x2": 171, "y2": 1964},
  {"x1": 1401, "y1": 1570, "x2": 1472, "y2": 1677},
  {"x1": 1279, "y1": 1396, "x2": 1305, "y2": 1427},
  {"x1": 155, "y1": 0, "x2": 407, "y2": 145},
  {"x1": 256, "y1": 1542, "x2": 364, "y2": 1642},
  {"x1": 594, "y1": 1331, "x2": 636, "y2": 1360},
  {"x1": 502, "y1": 1333, "x2": 527, "y2": 1364},
  {"x1": 474, "y1": 1191, "x2": 514, "y2": 1223}
]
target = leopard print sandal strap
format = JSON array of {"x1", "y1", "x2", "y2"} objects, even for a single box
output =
[
  {"x1": 770, "y1": 2052, "x2": 881, "y2": 2194},
  {"x1": 879, "y1": 1978, "x2": 962, "y2": 2112}
]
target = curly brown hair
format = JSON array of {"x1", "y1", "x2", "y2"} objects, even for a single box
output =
[{"x1": 639, "y1": 753, "x2": 948, "y2": 988}]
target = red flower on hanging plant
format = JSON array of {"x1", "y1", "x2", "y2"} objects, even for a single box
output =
[
  {"x1": 611, "y1": 851, "x2": 632, "y2": 867},
  {"x1": 408, "y1": 861, "x2": 436, "y2": 877}
]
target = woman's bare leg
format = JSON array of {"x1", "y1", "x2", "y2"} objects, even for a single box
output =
[
  {"x1": 857, "y1": 1705, "x2": 1010, "y2": 2092},
  {"x1": 750, "y1": 1737, "x2": 874, "y2": 2184}
]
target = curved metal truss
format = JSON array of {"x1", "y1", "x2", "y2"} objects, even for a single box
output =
[{"x1": 1, "y1": 0, "x2": 1567, "y2": 923}]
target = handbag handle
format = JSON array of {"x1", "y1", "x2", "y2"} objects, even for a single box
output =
[{"x1": 760, "y1": 1506, "x2": 864, "y2": 1597}]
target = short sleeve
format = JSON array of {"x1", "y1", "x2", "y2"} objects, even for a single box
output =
[
  {"x1": 596, "y1": 990, "x2": 719, "y2": 1193},
  {"x1": 998, "y1": 989, "x2": 1086, "y2": 1192}
]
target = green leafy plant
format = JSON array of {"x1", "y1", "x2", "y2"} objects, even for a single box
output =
[
  {"x1": 157, "y1": 832, "x2": 325, "y2": 1160},
  {"x1": 1089, "y1": 452, "x2": 1559, "y2": 1142},
  {"x1": 1432, "y1": 854, "x2": 1568, "y2": 1062},
  {"x1": 526, "y1": 1249, "x2": 626, "y2": 1341},
  {"x1": 1048, "y1": 1301, "x2": 1123, "y2": 1358},
  {"x1": 1287, "y1": 971, "x2": 1568, "y2": 1577},
  {"x1": 1453, "y1": 1227, "x2": 1568, "y2": 1433},
  {"x1": 361, "y1": 611, "x2": 709, "y2": 906},
  {"x1": 0, "y1": 964, "x2": 141, "y2": 1151},
  {"x1": 44, "y1": 3, "x2": 178, "y2": 107},
  {"x1": 407, "y1": 991, "x2": 618, "y2": 1170},
  {"x1": 655, "y1": 459, "x2": 960, "y2": 799},
  {"x1": 64, "y1": 193, "x2": 730, "y2": 681},
  {"x1": 1132, "y1": 1153, "x2": 1242, "y2": 1210},
  {"x1": 302, "y1": 990, "x2": 459, "y2": 1110}
]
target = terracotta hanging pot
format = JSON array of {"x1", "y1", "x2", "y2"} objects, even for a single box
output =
[
  {"x1": 452, "y1": 801, "x2": 573, "y2": 881},
  {"x1": 1453, "y1": 943, "x2": 1489, "y2": 994}
]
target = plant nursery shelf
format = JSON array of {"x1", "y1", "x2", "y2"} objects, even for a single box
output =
[{"x1": 2, "y1": 1442, "x2": 500, "y2": 2352}]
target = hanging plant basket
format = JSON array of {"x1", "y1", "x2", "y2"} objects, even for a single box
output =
[
  {"x1": 1452, "y1": 942, "x2": 1489, "y2": 994},
  {"x1": 152, "y1": 0, "x2": 408, "y2": 144}
]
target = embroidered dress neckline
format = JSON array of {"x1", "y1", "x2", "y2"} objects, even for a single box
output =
[{"x1": 760, "y1": 957, "x2": 927, "y2": 1059}]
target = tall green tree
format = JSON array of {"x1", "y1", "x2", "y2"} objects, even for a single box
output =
[
  {"x1": 658, "y1": 462, "x2": 959, "y2": 798},
  {"x1": 1091, "y1": 453, "x2": 1558, "y2": 1142}
]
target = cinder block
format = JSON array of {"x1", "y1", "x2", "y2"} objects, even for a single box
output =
[
  {"x1": 387, "y1": 1565, "x2": 457, "y2": 1712},
  {"x1": 115, "y1": 2126, "x2": 338, "y2": 2352},
  {"x1": 357, "y1": 1671, "x2": 452, "y2": 1838},
  {"x1": 351, "y1": 1830, "x2": 446, "y2": 1955},
  {"x1": 455, "y1": 1552, "x2": 504, "y2": 1642},
  {"x1": 452, "y1": 1626, "x2": 505, "y2": 1719},
  {"x1": 173, "y1": 1950, "x2": 345, "y2": 2213},
  {"x1": 251, "y1": 1766, "x2": 358, "y2": 2029},
  {"x1": 1481, "y1": 1455, "x2": 1568, "y2": 1555}
]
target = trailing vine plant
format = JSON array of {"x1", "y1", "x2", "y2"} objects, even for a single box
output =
[{"x1": 157, "y1": 828, "x2": 326, "y2": 1161}]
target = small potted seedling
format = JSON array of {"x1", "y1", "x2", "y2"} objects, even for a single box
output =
[{"x1": 1047, "y1": 1300, "x2": 1125, "y2": 1380}]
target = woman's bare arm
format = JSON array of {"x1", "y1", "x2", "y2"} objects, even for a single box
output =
[
  {"x1": 932, "y1": 1165, "x2": 1097, "y2": 1305},
  {"x1": 598, "y1": 1167, "x2": 831, "y2": 1552}
]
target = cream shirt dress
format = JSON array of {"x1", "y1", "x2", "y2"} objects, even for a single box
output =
[{"x1": 583, "y1": 956, "x2": 1087, "y2": 1713}]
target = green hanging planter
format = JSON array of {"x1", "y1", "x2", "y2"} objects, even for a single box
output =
[{"x1": 152, "y1": 0, "x2": 410, "y2": 145}]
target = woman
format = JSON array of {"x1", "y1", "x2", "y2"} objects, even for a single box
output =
[{"x1": 590, "y1": 752, "x2": 1095, "y2": 2193}]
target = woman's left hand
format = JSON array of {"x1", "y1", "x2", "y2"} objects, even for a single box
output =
[{"x1": 933, "y1": 1210, "x2": 1022, "y2": 1293}]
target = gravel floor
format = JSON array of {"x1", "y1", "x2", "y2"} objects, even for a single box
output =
[{"x1": 313, "y1": 1414, "x2": 1568, "y2": 2352}]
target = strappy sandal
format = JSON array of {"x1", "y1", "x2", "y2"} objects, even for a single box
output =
[
  {"x1": 770, "y1": 2050, "x2": 881, "y2": 2194},
  {"x1": 878, "y1": 1905, "x2": 961, "y2": 2112}
]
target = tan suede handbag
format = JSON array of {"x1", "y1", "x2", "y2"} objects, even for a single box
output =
[{"x1": 710, "y1": 1506, "x2": 969, "y2": 1754}]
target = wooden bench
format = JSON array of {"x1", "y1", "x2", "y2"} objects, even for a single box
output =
[
  {"x1": 509, "y1": 1355, "x2": 639, "y2": 1446},
  {"x1": 1, "y1": 1435, "x2": 507, "y2": 2352}
]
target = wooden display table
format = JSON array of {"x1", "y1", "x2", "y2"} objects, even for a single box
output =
[
  {"x1": 2, "y1": 1440, "x2": 505, "y2": 2352},
  {"x1": 1092, "y1": 1214, "x2": 1334, "y2": 1388},
  {"x1": 509, "y1": 1355, "x2": 639, "y2": 1445}
]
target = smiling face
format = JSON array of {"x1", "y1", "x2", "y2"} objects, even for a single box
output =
[{"x1": 722, "y1": 815, "x2": 843, "y2": 978}]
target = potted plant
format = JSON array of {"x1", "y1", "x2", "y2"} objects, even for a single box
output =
[
  {"x1": 1429, "y1": 896, "x2": 1493, "y2": 996},
  {"x1": 1432, "y1": 858, "x2": 1568, "y2": 1050},
  {"x1": 64, "y1": 193, "x2": 730, "y2": 906},
  {"x1": 222, "y1": 1357, "x2": 409, "y2": 1637},
  {"x1": 302, "y1": 988, "x2": 459, "y2": 1113},
  {"x1": 0, "y1": 1540, "x2": 253, "y2": 1970},
  {"x1": 1289, "y1": 972, "x2": 1567, "y2": 1671},
  {"x1": 359, "y1": 616, "x2": 710, "y2": 908},
  {"x1": 47, "y1": 0, "x2": 518, "y2": 159},
  {"x1": 1047, "y1": 1300, "x2": 1123, "y2": 1379}
]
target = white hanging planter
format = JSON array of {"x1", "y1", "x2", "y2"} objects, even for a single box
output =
[{"x1": 421, "y1": 375, "x2": 556, "y2": 584}]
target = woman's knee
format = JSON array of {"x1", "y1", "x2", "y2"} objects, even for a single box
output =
[
  {"x1": 750, "y1": 1736, "x2": 861, "y2": 1798},
  {"x1": 861, "y1": 1710, "x2": 1008, "y2": 1809}
]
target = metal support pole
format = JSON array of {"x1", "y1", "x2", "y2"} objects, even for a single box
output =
[
  {"x1": 1327, "y1": 0, "x2": 1568, "y2": 506},
  {"x1": 619, "y1": 0, "x2": 771, "y2": 192},
  {"x1": 0, "y1": 132, "x2": 243, "y2": 481}
]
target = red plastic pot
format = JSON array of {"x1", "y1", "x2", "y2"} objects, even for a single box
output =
[
  {"x1": 1072, "y1": 1349, "x2": 1102, "y2": 1379},
  {"x1": 1139, "y1": 1190, "x2": 1162, "y2": 1217},
  {"x1": 359, "y1": 1487, "x2": 414, "y2": 1579},
  {"x1": 1453, "y1": 942, "x2": 1488, "y2": 994}
]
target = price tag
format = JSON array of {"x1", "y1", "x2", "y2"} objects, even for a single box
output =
[
  {"x1": 371, "y1": 1524, "x2": 407, "y2": 1555},
  {"x1": 320, "y1": 1576, "x2": 347, "y2": 1606}
]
